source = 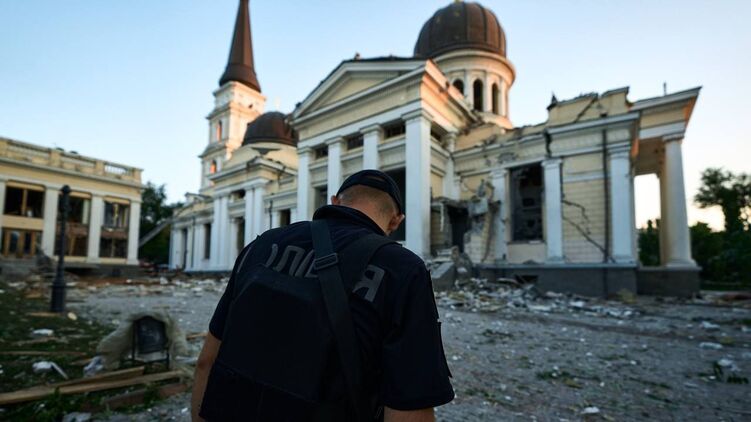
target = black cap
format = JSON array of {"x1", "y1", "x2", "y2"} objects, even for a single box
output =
[{"x1": 336, "y1": 170, "x2": 404, "y2": 215}]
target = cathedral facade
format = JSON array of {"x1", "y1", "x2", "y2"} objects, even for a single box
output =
[{"x1": 170, "y1": 0, "x2": 700, "y2": 296}]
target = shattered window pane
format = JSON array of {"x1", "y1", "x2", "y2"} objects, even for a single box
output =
[
  {"x1": 104, "y1": 202, "x2": 129, "y2": 229},
  {"x1": 510, "y1": 163, "x2": 543, "y2": 241}
]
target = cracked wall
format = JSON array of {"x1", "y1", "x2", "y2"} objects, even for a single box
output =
[{"x1": 561, "y1": 153, "x2": 608, "y2": 262}]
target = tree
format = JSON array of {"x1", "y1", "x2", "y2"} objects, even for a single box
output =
[
  {"x1": 689, "y1": 222, "x2": 724, "y2": 282},
  {"x1": 638, "y1": 219, "x2": 660, "y2": 266},
  {"x1": 694, "y1": 168, "x2": 751, "y2": 286},
  {"x1": 695, "y1": 168, "x2": 751, "y2": 234},
  {"x1": 139, "y1": 182, "x2": 181, "y2": 265}
]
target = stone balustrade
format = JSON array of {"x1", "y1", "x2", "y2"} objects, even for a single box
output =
[{"x1": 0, "y1": 137, "x2": 142, "y2": 183}]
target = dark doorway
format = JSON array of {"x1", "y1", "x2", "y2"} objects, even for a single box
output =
[{"x1": 447, "y1": 206, "x2": 469, "y2": 252}]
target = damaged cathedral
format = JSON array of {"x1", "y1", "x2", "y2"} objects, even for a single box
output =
[{"x1": 170, "y1": 0, "x2": 701, "y2": 296}]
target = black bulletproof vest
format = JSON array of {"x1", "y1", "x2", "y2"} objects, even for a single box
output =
[{"x1": 200, "y1": 224, "x2": 393, "y2": 421}]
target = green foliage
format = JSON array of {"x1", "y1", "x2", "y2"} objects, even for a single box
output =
[
  {"x1": 692, "y1": 168, "x2": 751, "y2": 286},
  {"x1": 694, "y1": 168, "x2": 751, "y2": 234},
  {"x1": 139, "y1": 182, "x2": 182, "y2": 265},
  {"x1": 638, "y1": 219, "x2": 750, "y2": 286},
  {"x1": 638, "y1": 219, "x2": 661, "y2": 266}
]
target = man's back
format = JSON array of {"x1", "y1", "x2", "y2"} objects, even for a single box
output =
[{"x1": 202, "y1": 205, "x2": 453, "y2": 419}]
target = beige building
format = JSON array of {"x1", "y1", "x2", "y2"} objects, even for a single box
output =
[
  {"x1": 0, "y1": 137, "x2": 143, "y2": 272},
  {"x1": 171, "y1": 0, "x2": 700, "y2": 296}
]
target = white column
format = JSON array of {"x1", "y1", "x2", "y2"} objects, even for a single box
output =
[
  {"x1": 543, "y1": 158, "x2": 564, "y2": 263},
  {"x1": 227, "y1": 218, "x2": 238, "y2": 265},
  {"x1": 195, "y1": 224, "x2": 206, "y2": 269},
  {"x1": 87, "y1": 194, "x2": 103, "y2": 261},
  {"x1": 271, "y1": 210, "x2": 281, "y2": 229},
  {"x1": 326, "y1": 137, "x2": 344, "y2": 202},
  {"x1": 210, "y1": 198, "x2": 222, "y2": 268},
  {"x1": 186, "y1": 225, "x2": 195, "y2": 270},
  {"x1": 443, "y1": 133, "x2": 458, "y2": 200},
  {"x1": 41, "y1": 187, "x2": 59, "y2": 256},
  {"x1": 252, "y1": 183, "x2": 266, "y2": 238},
  {"x1": 219, "y1": 195, "x2": 230, "y2": 268},
  {"x1": 464, "y1": 71, "x2": 473, "y2": 108},
  {"x1": 362, "y1": 125, "x2": 381, "y2": 170},
  {"x1": 404, "y1": 110, "x2": 432, "y2": 258},
  {"x1": 296, "y1": 147, "x2": 313, "y2": 222},
  {"x1": 658, "y1": 172, "x2": 668, "y2": 265},
  {"x1": 609, "y1": 149, "x2": 635, "y2": 263},
  {"x1": 661, "y1": 136, "x2": 695, "y2": 267},
  {"x1": 244, "y1": 187, "x2": 254, "y2": 244},
  {"x1": 0, "y1": 179, "x2": 6, "y2": 231},
  {"x1": 126, "y1": 200, "x2": 141, "y2": 265},
  {"x1": 491, "y1": 168, "x2": 508, "y2": 263},
  {"x1": 168, "y1": 229, "x2": 178, "y2": 269}
]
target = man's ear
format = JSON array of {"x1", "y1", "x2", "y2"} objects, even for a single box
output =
[
  {"x1": 387, "y1": 214, "x2": 405, "y2": 234},
  {"x1": 331, "y1": 195, "x2": 341, "y2": 205}
]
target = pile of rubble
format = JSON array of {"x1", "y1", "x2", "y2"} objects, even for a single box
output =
[{"x1": 435, "y1": 277, "x2": 639, "y2": 319}]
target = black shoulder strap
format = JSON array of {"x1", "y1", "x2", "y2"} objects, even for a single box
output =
[
  {"x1": 311, "y1": 220, "x2": 394, "y2": 421},
  {"x1": 337, "y1": 233, "x2": 397, "y2": 290}
]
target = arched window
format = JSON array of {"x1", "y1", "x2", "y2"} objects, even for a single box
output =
[
  {"x1": 209, "y1": 160, "x2": 217, "y2": 174},
  {"x1": 215, "y1": 121, "x2": 223, "y2": 142},
  {"x1": 492, "y1": 83, "x2": 499, "y2": 114},
  {"x1": 473, "y1": 80, "x2": 484, "y2": 111},
  {"x1": 452, "y1": 79, "x2": 464, "y2": 95}
]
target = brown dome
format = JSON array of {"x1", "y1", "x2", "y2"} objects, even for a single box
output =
[
  {"x1": 242, "y1": 112, "x2": 297, "y2": 147},
  {"x1": 414, "y1": 2, "x2": 506, "y2": 59}
]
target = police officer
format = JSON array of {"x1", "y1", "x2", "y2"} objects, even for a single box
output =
[{"x1": 192, "y1": 170, "x2": 454, "y2": 421}]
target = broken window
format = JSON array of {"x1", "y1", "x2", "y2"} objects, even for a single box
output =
[
  {"x1": 100, "y1": 200, "x2": 129, "y2": 258},
  {"x1": 314, "y1": 145, "x2": 328, "y2": 159},
  {"x1": 473, "y1": 80, "x2": 484, "y2": 111},
  {"x1": 204, "y1": 223, "x2": 211, "y2": 259},
  {"x1": 383, "y1": 121, "x2": 405, "y2": 139},
  {"x1": 510, "y1": 163, "x2": 543, "y2": 241},
  {"x1": 346, "y1": 134, "x2": 364, "y2": 150},
  {"x1": 103, "y1": 202, "x2": 129, "y2": 229},
  {"x1": 55, "y1": 194, "x2": 90, "y2": 257},
  {"x1": 453, "y1": 79, "x2": 464, "y2": 95},
  {"x1": 4, "y1": 185, "x2": 44, "y2": 218},
  {"x1": 2, "y1": 229, "x2": 41, "y2": 258}
]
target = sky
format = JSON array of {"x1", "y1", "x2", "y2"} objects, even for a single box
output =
[{"x1": 1, "y1": 0, "x2": 749, "y2": 230}]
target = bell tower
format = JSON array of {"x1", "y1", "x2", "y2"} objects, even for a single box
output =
[{"x1": 200, "y1": 0, "x2": 265, "y2": 192}]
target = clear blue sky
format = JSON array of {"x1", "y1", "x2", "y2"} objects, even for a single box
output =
[{"x1": 1, "y1": 0, "x2": 749, "y2": 229}]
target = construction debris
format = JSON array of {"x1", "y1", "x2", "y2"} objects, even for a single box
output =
[
  {"x1": 96, "y1": 310, "x2": 189, "y2": 370},
  {"x1": 0, "y1": 369, "x2": 184, "y2": 406},
  {"x1": 30, "y1": 328, "x2": 54, "y2": 338},
  {"x1": 436, "y1": 277, "x2": 639, "y2": 318},
  {"x1": 31, "y1": 361, "x2": 68, "y2": 379}
]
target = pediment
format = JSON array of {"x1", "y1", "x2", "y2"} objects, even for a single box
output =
[{"x1": 294, "y1": 60, "x2": 424, "y2": 118}]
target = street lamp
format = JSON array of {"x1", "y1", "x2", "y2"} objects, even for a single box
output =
[{"x1": 51, "y1": 185, "x2": 71, "y2": 313}]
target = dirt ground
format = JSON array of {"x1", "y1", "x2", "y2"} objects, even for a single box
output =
[{"x1": 3, "y1": 276, "x2": 751, "y2": 421}]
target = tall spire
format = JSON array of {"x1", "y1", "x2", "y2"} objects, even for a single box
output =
[{"x1": 219, "y1": 0, "x2": 261, "y2": 92}]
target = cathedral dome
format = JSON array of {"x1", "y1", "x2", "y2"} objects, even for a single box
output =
[
  {"x1": 242, "y1": 112, "x2": 297, "y2": 147},
  {"x1": 414, "y1": 1, "x2": 506, "y2": 59}
]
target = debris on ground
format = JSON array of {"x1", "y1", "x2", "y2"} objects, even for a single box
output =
[
  {"x1": 435, "y1": 277, "x2": 639, "y2": 319},
  {"x1": 96, "y1": 311, "x2": 189, "y2": 370},
  {"x1": 30, "y1": 328, "x2": 54, "y2": 338},
  {"x1": 31, "y1": 360, "x2": 68, "y2": 379}
]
